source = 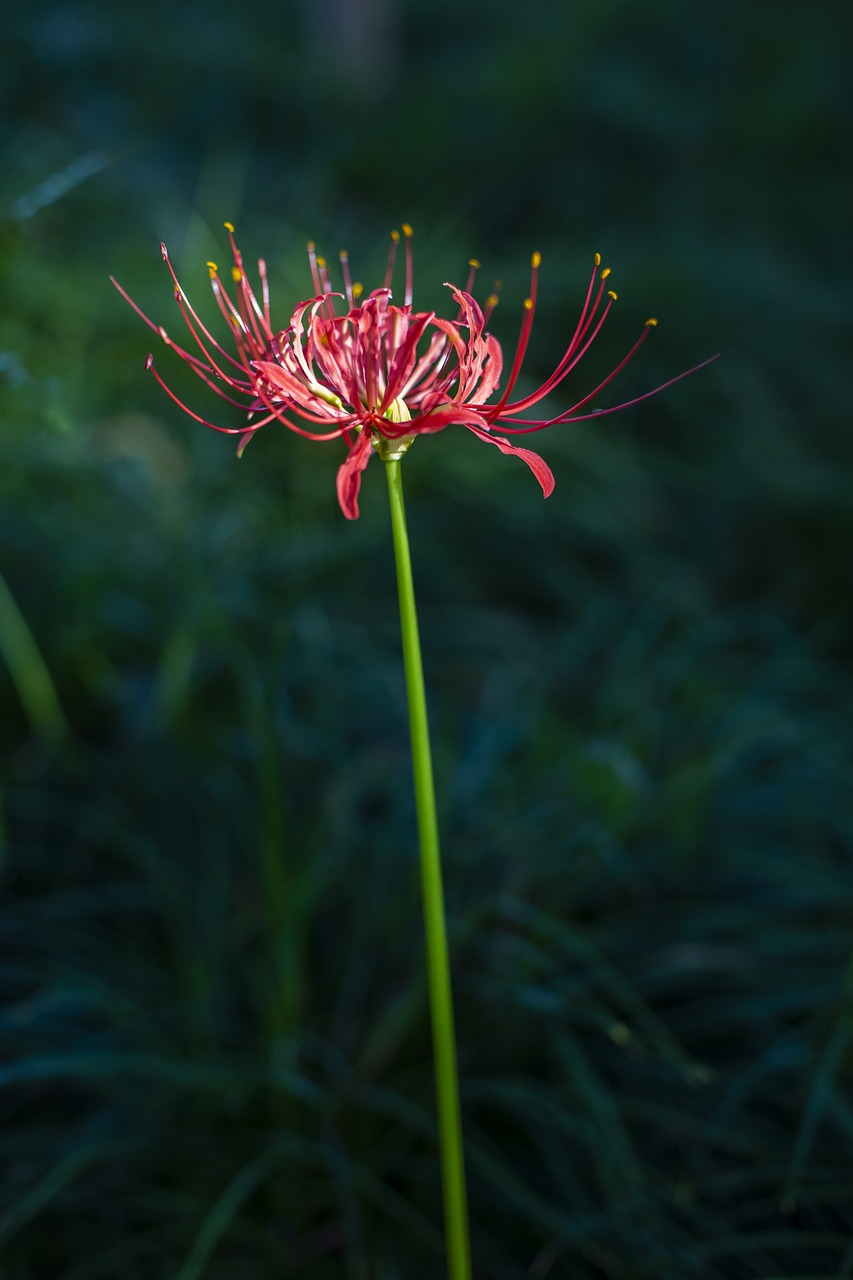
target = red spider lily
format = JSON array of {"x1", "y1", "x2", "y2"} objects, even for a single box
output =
[{"x1": 111, "y1": 223, "x2": 717, "y2": 519}]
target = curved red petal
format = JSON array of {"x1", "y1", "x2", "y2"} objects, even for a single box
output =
[
  {"x1": 464, "y1": 424, "x2": 555, "y2": 498},
  {"x1": 335, "y1": 429, "x2": 374, "y2": 520}
]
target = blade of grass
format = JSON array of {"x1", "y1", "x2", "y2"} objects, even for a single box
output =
[
  {"x1": 173, "y1": 1147, "x2": 283, "y2": 1280},
  {"x1": 0, "y1": 567, "x2": 67, "y2": 745},
  {"x1": 783, "y1": 949, "x2": 853, "y2": 1211}
]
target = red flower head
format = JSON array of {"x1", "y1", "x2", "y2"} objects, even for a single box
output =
[{"x1": 112, "y1": 224, "x2": 716, "y2": 519}]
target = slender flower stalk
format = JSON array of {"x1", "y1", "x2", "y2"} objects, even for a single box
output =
[
  {"x1": 384, "y1": 452, "x2": 471, "y2": 1280},
  {"x1": 111, "y1": 223, "x2": 718, "y2": 519}
]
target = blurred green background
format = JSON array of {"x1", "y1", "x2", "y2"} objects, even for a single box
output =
[{"x1": 2, "y1": 1, "x2": 853, "y2": 1276}]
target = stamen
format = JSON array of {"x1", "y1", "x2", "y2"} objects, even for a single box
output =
[
  {"x1": 498, "y1": 352, "x2": 721, "y2": 432},
  {"x1": 208, "y1": 225, "x2": 269, "y2": 348},
  {"x1": 258, "y1": 258, "x2": 270, "y2": 327},
  {"x1": 600, "y1": 267, "x2": 612, "y2": 280},
  {"x1": 232, "y1": 264, "x2": 268, "y2": 347},
  {"x1": 594, "y1": 252, "x2": 601, "y2": 266},
  {"x1": 145, "y1": 357, "x2": 278, "y2": 434},
  {"x1": 525, "y1": 322, "x2": 656, "y2": 423},
  {"x1": 113, "y1": 268, "x2": 239, "y2": 384},
  {"x1": 529, "y1": 255, "x2": 541, "y2": 303},
  {"x1": 645, "y1": 317, "x2": 658, "y2": 327},
  {"x1": 307, "y1": 241, "x2": 322, "y2": 295},
  {"x1": 172, "y1": 286, "x2": 256, "y2": 382},
  {"x1": 159, "y1": 250, "x2": 252, "y2": 375},
  {"x1": 607, "y1": 290, "x2": 618, "y2": 301},
  {"x1": 206, "y1": 266, "x2": 253, "y2": 346},
  {"x1": 384, "y1": 231, "x2": 400, "y2": 290},
  {"x1": 402, "y1": 222, "x2": 413, "y2": 307},
  {"x1": 312, "y1": 254, "x2": 335, "y2": 316},
  {"x1": 490, "y1": 281, "x2": 538, "y2": 415},
  {"x1": 339, "y1": 249, "x2": 355, "y2": 308},
  {"x1": 497, "y1": 260, "x2": 617, "y2": 415}
]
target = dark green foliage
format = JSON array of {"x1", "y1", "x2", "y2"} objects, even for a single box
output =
[{"x1": 2, "y1": 1, "x2": 852, "y2": 1276}]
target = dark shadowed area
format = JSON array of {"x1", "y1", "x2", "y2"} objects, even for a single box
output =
[{"x1": 2, "y1": 1, "x2": 852, "y2": 1276}]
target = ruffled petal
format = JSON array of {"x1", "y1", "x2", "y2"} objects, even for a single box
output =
[
  {"x1": 464, "y1": 424, "x2": 555, "y2": 498},
  {"x1": 335, "y1": 428, "x2": 375, "y2": 520}
]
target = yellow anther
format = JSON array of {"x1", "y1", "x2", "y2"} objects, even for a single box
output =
[
  {"x1": 645, "y1": 317, "x2": 659, "y2": 327},
  {"x1": 390, "y1": 230, "x2": 400, "y2": 243},
  {"x1": 231, "y1": 267, "x2": 242, "y2": 283},
  {"x1": 223, "y1": 221, "x2": 235, "y2": 233},
  {"x1": 607, "y1": 290, "x2": 618, "y2": 301},
  {"x1": 485, "y1": 293, "x2": 500, "y2": 309},
  {"x1": 468, "y1": 258, "x2": 481, "y2": 269},
  {"x1": 594, "y1": 252, "x2": 601, "y2": 266},
  {"x1": 307, "y1": 240, "x2": 315, "y2": 252},
  {"x1": 206, "y1": 261, "x2": 218, "y2": 275},
  {"x1": 531, "y1": 251, "x2": 542, "y2": 269},
  {"x1": 339, "y1": 249, "x2": 348, "y2": 260},
  {"x1": 601, "y1": 267, "x2": 612, "y2": 279},
  {"x1": 523, "y1": 298, "x2": 534, "y2": 311},
  {"x1": 352, "y1": 282, "x2": 364, "y2": 300},
  {"x1": 401, "y1": 223, "x2": 413, "y2": 237},
  {"x1": 316, "y1": 256, "x2": 326, "y2": 269}
]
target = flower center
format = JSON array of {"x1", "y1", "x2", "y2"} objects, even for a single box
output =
[
  {"x1": 375, "y1": 396, "x2": 415, "y2": 460},
  {"x1": 383, "y1": 396, "x2": 412, "y2": 425}
]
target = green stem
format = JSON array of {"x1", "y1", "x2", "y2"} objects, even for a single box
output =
[{"x1": 384, "y1": 457, "x2": 472, "y2": 1280}]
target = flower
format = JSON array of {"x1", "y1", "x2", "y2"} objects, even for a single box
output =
[{"x1": 112, "y1": 223, "x2": 716, "y2": 519}]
